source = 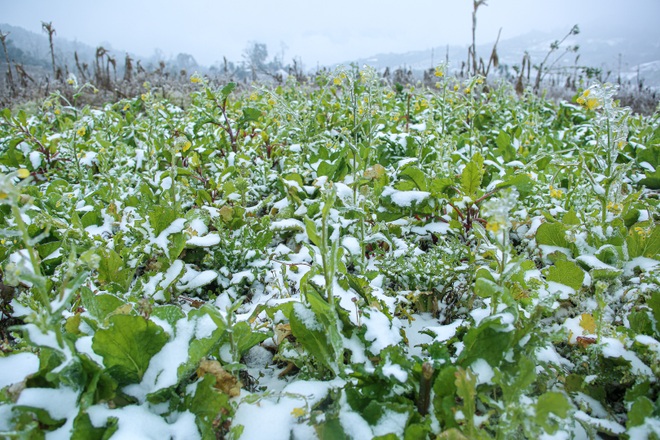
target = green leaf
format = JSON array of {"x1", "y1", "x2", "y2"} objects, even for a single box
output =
[
  {"x1": 81, "y1": 288, "x2": 125, "y2": 322},
  {"x1": 536, "y1": 392, "x2": 570, "y2": 433},
  {"x1": 433, "y1": 366, "x2": 459, "y2": 429},
  {"x1": 497, "y1": 173, "x2": 534, "y2": 198},
  {"x1": 289, "y1": 291, "x2": 343, "y2": 375},
  {"x1": 188, "y1": 375, "x2": 231, "y2": 440},
  {"x1": 535, "y1": 222, "x2": 570, "y2": 248},
  {"x1": 240, "y1": 107, "x2": 261, "y2": 123},
  {"x1": 96, "y1": 248, "x2": 133, "y2": 291},
  {"x1": 220, "y1": 82, "x2": 237, "y2": 99},
  {"x1": 398, "y1": 166, "x2": 428, "y2": 191},
  {"x1": 92, "y1": 314, "x2": 168, "y2": 385},
  {"x1": 179, "y1": 306, "x2": 227, "y2": 380},
  {"x1": 546, "y1": 260, "x2": 584, "y2": 291},
  {"x1": 232, "y1": 321, "x2": 269, "y2": 358},
  {"x1": 460, "y1": 153, "x2": 484, "y2": 198},
  {"x1": 459, "y1": 314, "x2": 515, "y2": 368},
  {"x1": 149, "y1": 205, "x2": 178, "y2": 236},
  {"x1": 305, "y1": 216, "x2": 322, "y2": 247},
  {"x1": 627, "y1": 396, "x2": 654, "y2": 428}
]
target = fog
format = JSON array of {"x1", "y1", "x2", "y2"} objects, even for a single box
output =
[{"x1": 1, "y1": 0, "x2": 658, "y2": 67}]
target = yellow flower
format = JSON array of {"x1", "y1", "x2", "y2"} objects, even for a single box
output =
[
  {"x1": 190, "y1": 75, "x2": 202, "y2": 84},
  {"x1": 576, "y1": 89, "x2": 601, "y2": 110},
  {"x1": 67, "y1": 78, "x2": 75, "y2": 85},
  {"x1": 141, "y1": 93, "x2": 148, "y2": 101},
  {"x1": 123, "y1": 103, "x2": 130, "y2": 112},
  {"x1": 291, "y1": 407, "x2": 307, "y2": 418},
  {"x1": 606, "y1": 201, "x2": 622, "y2": 214},
  {"x1": 17, "y1": 168, "x2": 30, "y2": 179},
  {"x1": 486, "y1": 221, "x2": 501, "y2": 233},
  {"x1": 77, "y1": 127, "x2": 86, "y2": 137},
  {"x1": 182, "y1": 141, "x2": 192, "y2": 152},
  {"x1": 549, "y1": 185, "x2": 563, "y2": 199},
  {"x1": 434, "y1": 67, "x2": 444, "y2": 77},
  {"x1": 54, "y1": 108, "x2": 61, "y2": 115},
  {"x1": 464, "y1": 87, "x2": 471, "y2": 94},
  {"x1": 0, "y1": 192, "x2": 7, "y2": 200},
  {"x1": 453, "y1": 84, "x2": 459, "y2": 92},
  {"x1": 333, "y1": 77, "x2": 342, "y2": 86}
]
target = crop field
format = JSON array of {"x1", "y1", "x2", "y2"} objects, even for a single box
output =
[{"x1": 0, "y1": 67, "x2": 659, "y2": 439}]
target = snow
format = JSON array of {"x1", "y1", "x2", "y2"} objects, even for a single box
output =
[
  {"x1": 576, "y1": 255, "x2": 617, "y2": 270},
  {"x1": 124, "y1": 315, "x2": 212, "y2": 402},
  {"x1": 186, "y1": 232, "x2": 220, "y2": 247},
  {"x1": 624, "y1": 257, "x2": 659, "y2": 277},
  {"x1": 16, "y1": 387, "x2": 79, "y2": 439},
  {"x1": 271, "y1": 218, "x2": 305, "y2": 231},
  {"x1": 88, "y1": 404, "x2": 199, "y2": 440},
  {"x1": 292, "y1": 302, "x2": 323, "y2": 331},
  {"x1": 382, "y1": 186, "x2": 430, "y2": 208},
  {"x1": 233, "y1": 379, "x2": 342, "y2": 440},
  {"x1": 470, "y1": 359, "x2": 495, "y2": 385},
  {"x1": 177, "y1": 266, "x2": 218, "y2": 291},
  {"x1": 153, "y1": 218, "x2": 186, "y2": 252},
  {"x1": 574, "y1": 410, "x2": 625, "y2": 435},
  {"x1": 362, "y1": 310, "x2": 402, "y2": 354},
  {"x1": 382, "y1": 361, "x2": 408, "y2": 382},
  {"x1": 341, "y1": 236, "x2": 362, "y2": 256},
  {"x1": 29, "y1": 151, "x2": 42, "y2": 169},
  {"x1": 0, "y1": 352, "x2": 40, "y2": 388},
  {"x1": 425, "y1": 319, "x2": 464, "y2": 343},
  {"x1": 600, "y1": 337, "x2": 655, "y2": 380}
]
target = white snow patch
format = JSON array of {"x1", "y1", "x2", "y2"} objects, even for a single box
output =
[
  {"x1": 88, "y1": 404, "x2": 199, "y2": 440},
  {"x1": 362, "y1": 310, "x2": 402, "y2": 354},
  {"x1": 0, "y1": 352, "x2": 40, "y2": 388}
]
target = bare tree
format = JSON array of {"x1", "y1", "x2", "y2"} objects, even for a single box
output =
[
  {"x1": 41, "y1": 21, "x2": 57, "y2": 79},
  {"x1": 468, "y1": 1, "x2": 487, "y2": 77},
  {"x1": 0, "y1": 31, "x2": 15, "y2": 94}
]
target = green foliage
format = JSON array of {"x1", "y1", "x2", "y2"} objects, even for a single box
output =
[
  {"x1": 92, "y1": 314, "x2": 168, "y2": 385},
  {"x1": 0, "y1": 71, "x2": 658, "y2": 439}
]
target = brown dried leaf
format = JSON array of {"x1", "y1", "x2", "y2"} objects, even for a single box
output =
[{"x1": 197, "y1": 359, "x2": 242, "y2": 397}]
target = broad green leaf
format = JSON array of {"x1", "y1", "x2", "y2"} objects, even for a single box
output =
[
  {"x1": 535, "y1": 392, "x2": 570, "y2": 432},
  {"x1": 220, "y1": 82, "x2": 237, "y2": 98},
  {"x1": 459, "y1": 314, "x2": 515, "y2": 367},
  {"x1": 627, "y1": 397, "x2": 655, "y2": 428},
  {"x1": 81, "y1": 288, "x2": 125, "y2": 322},
  {"x1": 149, "y1": 205, "x2": 178, "y2": 236},
  {"x1": 92, "y1": 314, "x2": 168, "y2": 385},
  {"x1": 497, "y1": 173, "x2": 534, "y2": 198},
  {"x1": 546, "y1": 260, "x2": 584, "y2": 290},
  {"x1": 241, "y1": 107, "x2": 261, "y2": 123},
  {"x1": 398, "y1": 166, "x2": 428, "y2": 191},
  {"x1": 460, "y1": 153, "x2": 484, "y2": 198},
  {"x1": 97, "y1": 248, "x2": 133, "y2": 291},
  {"x1": 535, "y1": 222, "x2": 570, "y2": 248}
]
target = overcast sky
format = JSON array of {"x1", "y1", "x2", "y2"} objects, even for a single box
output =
[{"x1": 1, "y1": 0, "x2": 658, "y2": 67}]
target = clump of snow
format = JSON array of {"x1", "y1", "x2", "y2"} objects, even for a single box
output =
[
  {"x1": 382, "y1": 361, "x2": 408, "y2": 383},
  {"x1": 470, "y1": 359, "x2": 495, "y2": 385},
  {"x1": 88, "y1": 404, "x2": 199, "y2": 440},
  {"x1": 382, "y1": 187, "x2": 430, "y2": 208},
  {"x1": 0, "y1": 353, "x2": 40, "y2": 388},
  {"x1": 292, "y1": 302, "x2": 322, "y2": 331},
  {"x1": 601, "y1": 337, "x2": 655, "y2": 380},
  {"x1": 186, "y1": 233, "x2": 220, "y2": 247},
  {"x1": 362, "y1": 310, "x2": 402, "y2": 354}
]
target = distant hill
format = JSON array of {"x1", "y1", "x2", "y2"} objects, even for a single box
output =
[{"x1": 344, "y1": 26, "x2": 660, "y2": 89}]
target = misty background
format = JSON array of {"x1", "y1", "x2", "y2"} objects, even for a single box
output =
[{"x1": 1, "y1": 0, "x2": 659, "y2": 88}]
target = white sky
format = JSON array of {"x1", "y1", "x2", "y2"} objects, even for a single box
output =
[{"x1": 1, "y1": 0, "x2": 658, "y2": 67}]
